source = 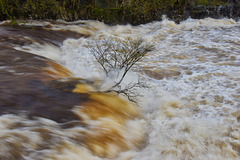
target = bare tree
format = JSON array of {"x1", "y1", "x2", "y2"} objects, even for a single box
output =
[{"x1": 86, "y1": 37, "x2": 154, "y2": 103}]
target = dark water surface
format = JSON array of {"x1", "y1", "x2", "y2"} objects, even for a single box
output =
[
  {"x1": 0, "y1": 25, "x2": 89, "y2": 123},
  {"x1": 0, "y1": 22, "x2": 144, "y2": 160},
  {"x1": 0, "y1": 19, "x2": 240, "y2": 160}
]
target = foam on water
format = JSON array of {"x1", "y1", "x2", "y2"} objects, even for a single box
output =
[
  {"x1": 14, "y1": 43, "x2": 62, "y2": 61},
  {"x1": 2, "y1": 18, "x2": 240, "y2": 159},
  {"x1": 15, "y1": 20, "x2": 108, "y2": 36},
  {"x1": 57, "y1": 18, "x2": 240, "y2": 159}
]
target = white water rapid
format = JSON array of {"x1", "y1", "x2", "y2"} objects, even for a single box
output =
[{"x1": 2, "y1": 17, "x2": 240, "y2": 160}]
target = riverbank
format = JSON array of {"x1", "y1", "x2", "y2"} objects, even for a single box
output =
[{"x1": 0, "y1": 0, "x2": 239, "y2": 25}]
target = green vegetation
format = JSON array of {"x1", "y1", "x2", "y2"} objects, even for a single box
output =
[
  {"x1": 197, "y1": 0, "x2": 229, "y2": 6},
  {"x1": 0, "y1": 0, "x2": 234, "y2": 25}
]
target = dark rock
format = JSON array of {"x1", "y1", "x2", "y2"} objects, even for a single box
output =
[{"x1": 1, "y1": 0, "x2": 240, "y2": 25}]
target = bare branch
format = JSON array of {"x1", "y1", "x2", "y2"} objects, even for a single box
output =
[{"x1": 85, "y1": 37, "x2": 154, "y2": 104}]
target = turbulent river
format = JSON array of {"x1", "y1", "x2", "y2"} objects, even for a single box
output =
[{"x1": 0, "y1": 18, "x2": 240, "y2": 160}]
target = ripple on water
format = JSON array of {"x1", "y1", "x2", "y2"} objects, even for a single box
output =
[{"x1": 1, "y1": 18, "x2": 240, "y2": 160}]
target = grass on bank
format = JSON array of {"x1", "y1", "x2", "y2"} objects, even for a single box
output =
[{"x1": 0, "y1": 0, "x2": 230, "y2": 25}]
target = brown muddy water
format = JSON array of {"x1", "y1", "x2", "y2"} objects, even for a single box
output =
[{"x1": 0, "y1": 18, "x2": 240, "y2": 160}]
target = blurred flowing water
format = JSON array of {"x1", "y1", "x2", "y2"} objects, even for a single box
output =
[{"x1": 0, "y1": 18, "x2": 240, "y2": 160}]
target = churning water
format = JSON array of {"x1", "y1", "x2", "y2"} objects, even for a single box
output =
[{"x1": 1, "y1": 17, "x2": 240, "y2": 159}]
